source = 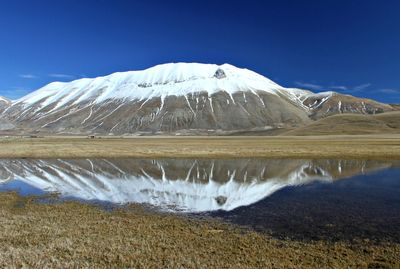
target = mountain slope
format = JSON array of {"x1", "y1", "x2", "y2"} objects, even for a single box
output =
[
  {"x1": 283, "y1": 111, "x2": 400, "y2": 136},
  {"x1": 0, "y1": 97, "x2": 14, "y2": 130},
  {"x1": 0, "y1": 63, "x2": 395, "y2": 135},
  {"x1": 0, "y1": 96, "x2": 10, "y2": 112},
  {"x1": 303, "y1": 92, "x2": 393, "y2": 119}
]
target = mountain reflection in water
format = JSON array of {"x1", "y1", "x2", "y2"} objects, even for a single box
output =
[{"x1": 0, "y1": 159, "x2": 398, "y2": 212}]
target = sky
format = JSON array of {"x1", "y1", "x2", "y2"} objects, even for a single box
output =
[{"x1": 0, "y1": 0, "x2": 399, "y2": 103}]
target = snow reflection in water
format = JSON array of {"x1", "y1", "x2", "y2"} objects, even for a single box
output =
[{"x1": 0, "y1": 159, "x2": 398, "y2": 212}]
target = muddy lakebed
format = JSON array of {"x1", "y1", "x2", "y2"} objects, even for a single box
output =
[{"x1": 1, "y1": 158, "x2": 399, "y2": 243}]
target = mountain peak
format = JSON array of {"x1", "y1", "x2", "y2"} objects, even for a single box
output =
[{"x1": 15, "y1": 62, "x2": 283, "y2": 107}]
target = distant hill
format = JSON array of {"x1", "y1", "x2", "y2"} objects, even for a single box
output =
[
  {"x1": 389, "y1": 104, "x2": 400, "y2": 110},
  {"x1": 283, "y1": 111, "x2": 400, "y2": 136}
]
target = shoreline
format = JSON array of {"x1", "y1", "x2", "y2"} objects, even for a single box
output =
[
  {"x1": 1, "y1": 139, "x2": 399, "y2": 268},
  {"x1": 0, "y1": 135, "x2": 400, "y2": 159},
  {"x1": 0, "y1": 192, "x2": 398, "y2": 268}
]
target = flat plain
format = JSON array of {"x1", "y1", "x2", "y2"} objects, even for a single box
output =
[{"x1": 0, "y1": 134, "x2": 399, "y2": 159}]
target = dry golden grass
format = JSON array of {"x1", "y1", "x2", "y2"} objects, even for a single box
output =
[
  {"x1": 0, "y1": 135, "x2": 400, "y2": 159},
  {"x1": 0, "y1": 192, "x2": 399, "y2": 268}
]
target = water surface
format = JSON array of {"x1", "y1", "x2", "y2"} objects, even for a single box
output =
[{"x1": 1, "y1": 158, "x2": 399, "y2": 241}]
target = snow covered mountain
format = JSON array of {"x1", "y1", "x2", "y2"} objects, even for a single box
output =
[
  {"x1": 0, "y1": 63, "x2": 394, "y2": 135},
  {"x1": 0, "y1": 96, "x2": 10, "y2": 111},
  {"x1": 0, "y1": 96, "x2": 10, "y2": 103},
  {"x1": 0, "y1": 97, "x2": 14, "y2": 130},
  {"x1": 1, "y1": 158, "x2": 396, "y2": 212}
]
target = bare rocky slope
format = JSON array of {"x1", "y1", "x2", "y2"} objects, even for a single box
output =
[
  {"x1": 0, "y1": 97, "x2": 14, "y2": 131},
  {"x1": 0, "y1": 63, "x2": 395, "y2": 135}
]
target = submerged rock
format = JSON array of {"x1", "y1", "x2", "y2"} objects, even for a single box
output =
[{"x1": 215, "y1": 196, "x2": 228, "y2": 205}]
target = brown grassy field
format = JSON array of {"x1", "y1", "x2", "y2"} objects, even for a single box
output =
[
  {"x1": 0, "y1": 134, "x2": 399, "y2": 159},
  {"x1": 0, "y1": 192, "x2": 398, "y2": 268}
]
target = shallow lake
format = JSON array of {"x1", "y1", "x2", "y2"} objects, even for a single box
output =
[{"x1": 1, "y1": 158, "x2": 399, "y2": 242}]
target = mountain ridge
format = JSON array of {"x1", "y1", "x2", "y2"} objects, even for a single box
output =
[{"x1": 0, "y1": 63, "x2": 396, "y2": 135}]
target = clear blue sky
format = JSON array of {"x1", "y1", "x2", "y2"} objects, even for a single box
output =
[{"x1": 0, "y1": 0, "x2": 399, "y2": 103}]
